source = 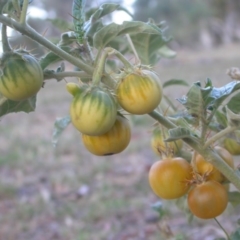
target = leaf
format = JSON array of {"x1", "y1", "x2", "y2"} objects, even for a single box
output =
[
  {"x1": 165, "y1": 127, "x2": 199, "y2": 142},
  {"x1": 227, "y1": 92, "x2": 240, "y2": 114},
  {"x1": 52, "y1": 116, "x2": 71, "y2": 147},
  {"x1": 215, "y1": 110, "x2": 228, "y2": 129},
  {"x1": 93, "y1": 21, "x2": 168, "y2": 50},
  {"x1": 150, "y1": 201, "x2": 166, "y2": 220},
  {"x1": 90, "y1": 3, "x2": 120, "y2": 21},
  {"x1": 0, "y1": 94, "x2": 36, "y2": 118},
  {"x1": 177, "y1": 81, "x2": 240, "y2": 117},
  {"x1": 230, "y1": 227, "x2": 240, "y2": 240},
  {"x1": 130, "y1": 23, "x2": 171, "y2": 65},
  {"x1": 226, "y1": 107, "x2": 240, "y2": 127},
  {"x1": 163, "y1": 79, "x2": 189, "y2": 88},
  {"x1": 177, "y1": 83, "x2": 205, "y2": 117},
  {"x1": 228, "y1": 191, "x2": 240, "y2": 207},
  {"x1": 40, "y1": 46, "x2": 71, "y2": 70},
  {"x1": 158, "y1": 45, "x2": 176, "y2": 58}
]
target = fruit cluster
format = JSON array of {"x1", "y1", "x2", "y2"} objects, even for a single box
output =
[
  {"x1": 149, "y1": 136, "x2": 234, "y2": 219},
  {"x1": 67, "y1": 68, "x2": 162, "y2": 156}
]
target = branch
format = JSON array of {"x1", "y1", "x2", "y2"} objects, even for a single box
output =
[
  {"x1": 148, "y1": 110, "x2": 240, "y2": 191},
  {"x1": 0, "y1": 14, "x2": 94, "y2": 75}
]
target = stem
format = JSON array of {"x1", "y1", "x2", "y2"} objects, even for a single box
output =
[
  {"x1": 148, "y1": 110, "x2": 240, "y2": 191},
  {"x1": 0, "y1": 14, "x2": 94, "y2": 75},
  {"x1": 214, "y1": 218, "x2": 230, "y2": 240},
  {"x1": 20, "y1": 0, "x2": 28, "y2": 24},
  {"x1": 108, "y1": 48, "x2": 134, "y2": 72},
  {"x1": 43, "y1": 70, "x2": 91, "y2": 81},
  {"x1": 204, "y1": 125, "x2": 237, "y2": 148},
  {"x1": 126, "y1": 34, "x2": 140, "y2": 65},
  {"x1": 92, "y1": 48, "x2": 109, "y2": 85},
  {"x1": 1, "y1": 24, "x2": 11, "y2": 52}
]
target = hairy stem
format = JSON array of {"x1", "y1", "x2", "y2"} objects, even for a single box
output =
[
  {"x1": 0, "y1": 14, "x2": 94, "y2": 74},
  {"x1": 204, "y1": 125, "x2": 238, "y2": 148}
]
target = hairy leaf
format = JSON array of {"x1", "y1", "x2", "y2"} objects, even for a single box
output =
[
  {"x1": 93, "y1": 21, "x2": 168, "y2": 50},
  {"x1": 178, "y1": 80, "x2": 240, "y2": 117},
  {"x1": 0, "y1": 94, "x2": 36, "y2": 117},
  {"x1": 226, "y1": 92, "x2": 240, "y2": 114},
  {"x1": 158, "y1": 45, "x2": 176, "y2": 58},
  {"x1": 52, "y1": 116, "x2": 71, "y2": 147},
  {"x1": 90, "y1": 3, "x2": 119, "y2": 22},
  {"x1": 165, "y1": 127, "x2": 199, "y2": 142}
]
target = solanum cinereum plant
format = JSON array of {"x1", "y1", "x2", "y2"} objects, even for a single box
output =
[{"x1": 0, "y1": 0, "x2": 240, "y2": 233}]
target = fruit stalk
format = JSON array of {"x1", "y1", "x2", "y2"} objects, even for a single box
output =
[{"x1": 149, "y1": 110, "x2": 240, "y2": 191}]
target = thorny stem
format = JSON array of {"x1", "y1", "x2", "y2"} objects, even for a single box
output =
[
  {"x1": 149, "y1": 110, "x2": 240, "y2": 191},
  {"x1": 126, "y1": 34, "x2": 140, "y2": 65},
  {"x1": 1, "y1": 24, "x2": 11, "y2": 52},
  {"x1": 0, "y1": 14, "x2": 94, "y2": 75},
  {"x1": 20, "y1": 0, "x2": 28, "y2": 24},
  {"x1": 214, "y1": 218, "x2": 231, "y2": 240},
  {"x1": 204, "y1": 125, "x2": 238, "y2": 148}
]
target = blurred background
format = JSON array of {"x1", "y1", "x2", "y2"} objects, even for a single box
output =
[{"x1": 0, "y1": 0, "x2": 240, "y2": 240}]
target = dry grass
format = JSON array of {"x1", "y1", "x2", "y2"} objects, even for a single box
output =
[{"x1": 0, "y1": 44, "x2": 240, "y2": 240}]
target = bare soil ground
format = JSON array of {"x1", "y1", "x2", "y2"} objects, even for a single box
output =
[{"x1": 0, "y1": 43, "x2": 240, "y2": 240}]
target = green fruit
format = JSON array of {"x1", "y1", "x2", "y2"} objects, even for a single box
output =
[
  {"x1": 69, "y1": 85, "x2": 117, "y2": 136},
  {"x1": 151, "y1": 128, "x2": 183, "y2": 156},
  {"x1": 0, "y1": 53, "x2": 43, "y2": 101},
  {"x1": 223, "y1": 138, "x2": 240, "y2": 155},
  {"x1": 116, "y1": 69, "x2": 162, "y2": 114}
]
